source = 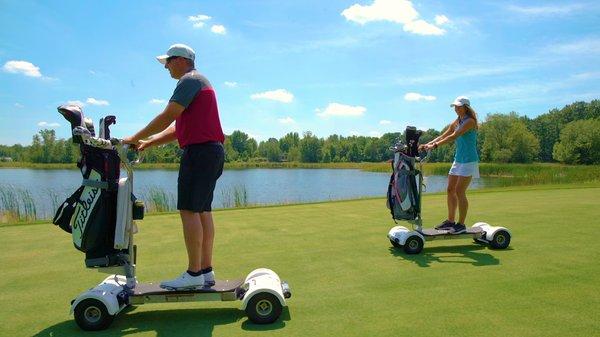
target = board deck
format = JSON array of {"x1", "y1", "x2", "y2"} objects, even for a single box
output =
[
  {"x1": 419, "y1": 227, "x2": 482, "y2": 237},
  {"x1": 133, "y1": 279, "x2": 243, "y2": 296}
]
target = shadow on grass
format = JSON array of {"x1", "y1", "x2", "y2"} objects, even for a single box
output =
[
  {"x1": 33, "y1": 306, "x2": 290, "y2": 337},
  {"x1": 389, "y1": 244, "x2": 506, "y2": 267}
]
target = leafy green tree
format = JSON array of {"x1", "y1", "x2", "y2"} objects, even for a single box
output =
[
  {"x1": 299, "y1": 131, "x2": 322, "y2": 162},
  {"x1": 279, "y1": 132, "x2": 300, "y2": 155},
  {"x1": 226, "y1": 131, "x2": 256, "y2": 160},
  {"x1": 257, "y1": 138, "x2": 282, "y2": 162},
  {"x1": 362, "y1": 138, "x2": 380, "y2": 162},
  {"x1": 553, "y1": 119, "x2": 600, "y2": 164},
  {"x1": 529, "y1": 100, "x2": 600, "y2": 161},
  {"x1": 479, "y1": 113, "x2": 539, "y2": 163},
  {"x1": 287, "y1": 147, "x2": 301, "y2": 162},
  {"x1": 223, "y1": 139, "x2": 238, "y2": 162}
]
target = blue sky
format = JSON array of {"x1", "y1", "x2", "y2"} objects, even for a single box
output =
[{"x1": 1, "y1": 0, "x2": 599, "y2": 145}]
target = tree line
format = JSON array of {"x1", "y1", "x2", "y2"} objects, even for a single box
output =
[{"x1": 1, "y1": 100, "x2": 599, "y2": 165}]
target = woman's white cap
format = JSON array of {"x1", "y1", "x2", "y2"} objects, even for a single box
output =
[
  {"x1": 156, "y1": 44, "x2": 195, "y2": 64},
  {"x1": 450, "y1": 96, "x2": 470, "y2": 107}
]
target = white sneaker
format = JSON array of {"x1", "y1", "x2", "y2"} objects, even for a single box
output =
[
  {"x1": 160, "y1": 272, "x2": 205, "y2": 290},
  {"x1": 203, "y1": 271, "x2": 215, "y2": 287}
]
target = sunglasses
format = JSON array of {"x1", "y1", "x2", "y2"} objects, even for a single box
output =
[{"x1": 166, "y1": 56, "x2": 180, "y2": 64}]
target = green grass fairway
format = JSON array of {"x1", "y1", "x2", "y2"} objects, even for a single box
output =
[{"x1": 2, "y1": 185, "x2": 599, "y2": 337}]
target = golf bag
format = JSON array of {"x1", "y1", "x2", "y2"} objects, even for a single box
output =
[
  {"x1": 386, "y1": 126, "x2": 423, "y2": 221},
  {"x1": 53, "y1": 104, "x2": 143, "y2": 268}
]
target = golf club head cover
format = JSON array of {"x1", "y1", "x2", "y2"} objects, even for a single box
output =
[{"x1": 57, "y1": 104, "x2": 96, "y2": 143}]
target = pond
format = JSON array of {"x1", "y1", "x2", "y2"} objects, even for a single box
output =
[{"x1": 0, "y1": 168, "x2": 493, "y2": 219}]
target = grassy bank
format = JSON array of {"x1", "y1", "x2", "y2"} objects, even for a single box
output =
[
  {"x1": 1, "y1": 184, "x2": 599, "y2": 336},
  {"x1": 365, "y1": 162, "x2": 600, "y2": 185}
]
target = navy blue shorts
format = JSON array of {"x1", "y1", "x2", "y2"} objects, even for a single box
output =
[{"x1": 177, "y1": 142, "x2": 224, "y2": 212}]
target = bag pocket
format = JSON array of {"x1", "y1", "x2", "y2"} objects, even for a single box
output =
[{"x1": 52, "y1": 186, "x2": 84, "y2": 233}]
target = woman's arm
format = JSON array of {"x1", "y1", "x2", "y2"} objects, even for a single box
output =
[
  {"x1": 419, "y1": 120, "x2": 457, "y2": 150},
  {"x1": 433, "y1": 118, "x2": 476, "y2": 148},
  {"x1": 430, "y1": 123, "x2": 455, "y2": 143}
]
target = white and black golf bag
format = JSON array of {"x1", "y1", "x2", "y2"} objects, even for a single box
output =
[
  {"x1": 386, "y1": 126, "x2": 423, "y2": 221},
  {"x1": 52, "y1": 104, "x2": 144, "y2": 268}
]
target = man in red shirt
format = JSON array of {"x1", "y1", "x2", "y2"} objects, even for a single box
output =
[{"x1": 125, "y1": 44, "x2": 225, "y2": 290}]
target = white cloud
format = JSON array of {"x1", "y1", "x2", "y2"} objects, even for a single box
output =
[
  {"x1": 342, "y1": 0, "x2": 418, "y2": 25},
  {"x1": 403, "y1": 19, "x2": 445, "y2": 36},
  {"x1": 66, "y1": 100, "x2": 86, "y2": 107},
  {"x1": 189, "y1": 14, "x2": 211, "y2": 22},
  {"x1": 3, "y1": 60, "x2": 42, "y2": 77},
  {"x1": 404, "y1": 92, "x2": 436, "y2": 101},
  {"x1": 278, "y1": 117, "x2": 296, "y2": 124},
  {"x1": 86, "y1": 98, "x2": 109, "y2": 106},
  {"x1": 189, "y1": 14, "x2": 211, "y2": 28},
  {"x1": 188, "y1": 14, "x2": 211, "y2": 28},
  {"x1": 507, "y1": 4, "x2": 583, "y2": 16},
  {"x1": 379, "y1": 120, "x2": 391, "y2": 125},
  {"x1": 341, "y1": 0, "x2": 447, "y2": 36},
  {"x1": 189, "y1": 14, "x2": 211, "y2": 21},
  {"x1": 211, "y1": 25, "x2": 226, "y2": 34},
  {"x1": 251, "y1": 89, "x2": 294, "y2": 103},
  {"x1": 369, "y1": 131, "x2": 382, "y2": 137},
  {"x1": 224, "y1": 81, "x2": 238, "y2": 88},
  {"x1": 149, "y1": 98, "x2": 166, "y2": 104},
  {"x1": 316, "y1": 103, "x2": 366, "y2": 118},
  {"x1": 434, "y1": 15, "x2": 449, "y2": 25},
  {"x1": 37, "y1": 121, "x2": 60, "y2": 128},
  {"x1": 14, "y1": 103, "x2": 24, "y2": 108}
]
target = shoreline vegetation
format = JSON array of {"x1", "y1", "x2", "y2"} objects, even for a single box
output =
[{"x1": 1, "y1": 162, "x2": 599, "y2": 224}]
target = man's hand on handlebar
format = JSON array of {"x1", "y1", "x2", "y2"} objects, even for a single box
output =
[
  {"x1": 137, "y1": 139, "x2": 152, "y2": 152},
  {"x1": 419, "y1": 143, "x2": 435, "y2": 151},
  {"x1": 122, "y1": 136, "x2": 139, "y2": 145}
]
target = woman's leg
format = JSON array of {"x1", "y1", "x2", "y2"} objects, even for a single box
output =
[
  {"x1": 455, "y1": 176, "x2": 473, "y2": 224},
  {"x1": 446, "y1": 175, "x2": 459, "y2": 222}
]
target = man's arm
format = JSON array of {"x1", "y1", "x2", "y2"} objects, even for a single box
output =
[
  {"x1": 137, "y1": 124, "x2": 177, "y2": 151},
  {"x1": 125, "y1": 102, "x2": 185, "y2": 143}
]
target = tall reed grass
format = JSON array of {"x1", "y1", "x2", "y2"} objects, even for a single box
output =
[
  {"x1": 366, "y1": 162, "x2": 600, "y2": 186},
  {"x1": 140, "y1": 186, "x2": 176, "y2": 213},
  {"x1": 0, "y1": 185, "x2": 37, "y2": 222},
  {"x1": 220, "y1": 184, "x2": 249, "y2": 208}
]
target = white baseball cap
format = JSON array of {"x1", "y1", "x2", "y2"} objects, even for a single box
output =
[
  {"x1": 450, "y1": 96, "x2": 470, "y2": 107},
  {"x1": 156, "y1": 44, "x2": 195, "y2": 64}
]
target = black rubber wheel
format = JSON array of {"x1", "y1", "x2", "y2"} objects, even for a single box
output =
[
  {"x1": 489, "y1": 230, "x2": 511, "y2": 249},
  {"x1": 390, "y1": 239, "x2": 401, "y2": 248},
  {"x1": 74, "y1": 298, "x2": 114, "y2": 331},
  {"x1": 403, "y1": 235, "x2": 424, "y2": 254},
  {"x1": 245, "y1": 292, "x2": 283, "y2": 324}
]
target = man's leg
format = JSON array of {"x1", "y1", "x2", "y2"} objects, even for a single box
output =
[
  {"x1": 180, "y1": 210, "x2": 203, "y2": 272},
  {"x1": 199, "y1": 211, "x2": 215, "y2": 269}
]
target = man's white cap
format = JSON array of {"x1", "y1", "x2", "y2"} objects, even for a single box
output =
[
  {"x1": 156, "y1": 44, "x2": 195, "y2": 64},
  {"x1": 450, "y1": 96, "x2": 470, "y2": 107}
]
